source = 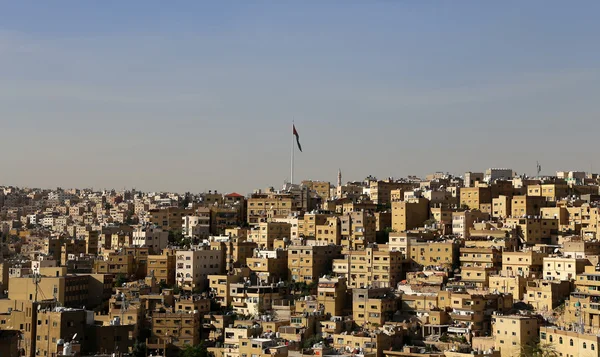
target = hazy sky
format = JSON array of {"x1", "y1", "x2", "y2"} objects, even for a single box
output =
[{"x1": 1, "y1": 1, "x2": 600, "y2": 194}]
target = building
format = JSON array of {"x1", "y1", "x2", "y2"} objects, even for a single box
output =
[
  {"x1": 492, "y1": 315, "x2": 539, "y2": 357},
  {"x1": 175, "y1": 247, "x2": 224, "y2": 291},
  {"x1": 407, "y1": 240, "x2": 458, "y2": 270},
  {"x1": 452, "y1": 210, "x2": 489, "y2": 239},
  {"x1": 540, "y1": 326, "x2": 600, "y2": 357},
  {"x1": 288, "y1": 245, "x2": 342, "y2": 283},
  {"x1": 340, "y1": 210, "x2": 377, "y2": 249},
  {"x1": 246, "y1": 249, "x2": 288, "y2": 284},
  {"x1": 132, "y1": 226, "x2": 169, "y2": 254},
  {"x1": 352, "y1": 288, "x2": 397, "y2": 326},
  {"x1": 460, "y1": 187, "x2": 492, "y2": 210},
  {"x1": 503, "y1": 251, "x2": 547, "y2": 278},
  {"x1": 148, "y1": 311, "x2": 201, "y2": 351},
  {"x1": 147, "y1": 207, "x2": 194, "y2": 231},
  {"x1": 391, "y1": 198, "x2": 429, "y2": 233},
  {"x1": 182, "y1": 212, "x2": 211, "y2": 238},
  {"x1": 332, "y1": 245, "x2": 403, "y2": 289},
  {"x1": 511, "y1": 195, "x2": 546, "y2": 218},
  {"x1": 248, "y1": 222, "x2": 291, "y2": 250},
  {"x1": 247, "y1": 193, "x2": 293, "y2": 225},
  {"x1": 484, "y1": 169, "x2": 514, "y2": 183},
  {"x1": 370, "y1": 181, "x2": 415, "y2": 206},
  {"x1": 543, "y1": 256, "x2": 590, "y2": 281},
  {"x1": 147, "y1": 249, "x2": 176, "y2": 286},
  {"x1": 523, "y1": 279, "x2": 571, "y2": 311},
  {"x1": 464, "y1": 172, "x2": 484, "y2": 187},
  {"x1": 317, "y1": 276, "x2": 348, "y2": 317}
]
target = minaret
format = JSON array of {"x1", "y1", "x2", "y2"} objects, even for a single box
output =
[{"x1": 337, "y1": 169, "x2": 342, "y2": 188}]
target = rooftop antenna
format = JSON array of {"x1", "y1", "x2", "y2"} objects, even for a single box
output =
[
  {"x1": 32, "y1": 273, "x2": 41, "y2": 303},
  {"x1": 536, "y1": 161, "x2": 541, "y2": 178}
]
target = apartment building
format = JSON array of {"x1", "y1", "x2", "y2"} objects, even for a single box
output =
[
  {"x1": 147, "y1": 249, "x2": 176, "y2": 286},
  {"x1": 340, "y1": 210, "x2": 377, "y2": 250},
  {"x1": 540, "y1": 326, "x2": 600, "y2": 357},
  {"x1": 182, "y1": 212, "x2": 211, "y2": 238},
  {"x1": 9, "y1": 269, "x2": 112, "y2": 309},
  {"x1": 460, "y1": 187, "x2": 492, "y2": 210},
  {"x1": 247, "y1": 193, "x2": 293, "y2": 225},
  {"x1": 511, "y1": 195, "x2": 546, "y2": 218},
  {"x1": 492, "y1": 195, "x2": 512, "y2": 219},
  {"x1": 246, "y1": 249, "x2": 288, "y2": 284},
  {"x1": 317, "y1": 276, "x2": 348, "y2": 317},
  {"x1": 288, "y1": 245, "x2": 342, "y2": 283},
  {"x1": 176, "y1": 248, "x2": 224, "y2": 291},
  {"x1": 147, "y1": 207, "x2": 194, "y2": 231},
  {"x1": 248, "y1": 222, "x2": 291, "y2": 250},
  {"x1": 489, "y1": 274, "x2": 530, "y2": 300},
  {"x1": 523, "y1": 279, "x2": 571, "y2": 311},
  {"x1": 132, "y1": 226, "x2": 168, "y2": 254},
  {"x1": 492, "y1": 315, "x2": 539, "y2": 357},
  {"x1": 302, "y1": 180, "x2": 331, "y2": 201},
  {"x1": 209, "y1": 273, "x2": 246, "y2": 308},
  {"x1": 503, "y1": 251, "x2": 547, "y2": 278},
  {"x1": 543, "y1": 256, "x2": 590, "y2": 281},
  {"x1": 332, "y1": 245, "x2": 403, "y2": 289},
  {"x1": 452, "y1": 210, "x2": 489, "y2": 239},
  {"x1": 504, "y1": 217, "x2": 558, "y2": 245},
  {"x1": 229, "y1": 283, "x2": 286, "y2": 316},
  {"x1": 352, "y1": 288, "x2": 397, "y2": 326},
  {"x1": 407, "y1": 240, "x2": 459, "y2": 270},
  {"x1": 527, "y1": 184, "x2": 569, "y2": 201},
  {"x1": 391, "y1": 198, "x2": 429, "y2": 233},
  {"x1": 370, "y1": 181, "x2": 416, "y2": 205},
  {"x1": 148, "y1": 311, "x2": 201, "y2": 351}
]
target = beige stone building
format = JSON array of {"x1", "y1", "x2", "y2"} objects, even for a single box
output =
[
  {"x1": 288, "y1": 245, "x2": 342, "y2": 283},
  {"x1": 392, "y1": 198, "x2": 429, "y2": 232},
  {"x1": 492, "y1": 315, "x2": 539, "y2": 357}
]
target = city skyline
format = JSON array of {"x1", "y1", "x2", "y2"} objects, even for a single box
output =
[{"x1": 2, "y1": 1, "x2": 600, "y2": 192}]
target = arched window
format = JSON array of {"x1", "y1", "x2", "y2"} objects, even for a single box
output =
[
  {"x1": 583, "y1": 342, "x2": 587, "y2": 349},
  {"x1": 559, "y1": 337, "x2": 563, "y2": 344},
  {"x1": 592, "y1": 344, "x2": 596, "y2": 351},
  {"x1": 549, "y1": 335, "x2": 553, "y2": 342},
  {"x1": 570, "y1": 339, "x2": 574, "y2": 346}
]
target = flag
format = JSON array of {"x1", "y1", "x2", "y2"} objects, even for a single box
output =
[{"x1": 293, "y1": 124, "x2": 302, "y2": 152}]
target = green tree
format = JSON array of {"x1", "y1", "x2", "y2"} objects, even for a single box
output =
[
  {"x1": 132, "y1": 340, "x2": 147, "y2": 357},
  {"x1": 180, "y1": 341, "x2": 208, "y2": 357},
  {"x1": 302, "y1": 335, "x2": 323, "y2": 349},
  {"x1": 519, "y1": 340, "x2": 559, "y2": 357},
  {"x1": 114, "y1": 274, "x2": 127, "y2": 288}
]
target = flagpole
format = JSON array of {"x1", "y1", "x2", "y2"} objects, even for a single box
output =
[{"x1": 291, "y1": 122, "x2": 294, "y2": 185}]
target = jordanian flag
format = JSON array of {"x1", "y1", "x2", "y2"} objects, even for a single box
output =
[{"x1": 293, "y1": 124, "x2": 302, "y2": 152}]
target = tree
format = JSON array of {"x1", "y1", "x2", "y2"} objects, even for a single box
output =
[
  {"x1": 132, "y1": 340, "x2": 147, "y2": 357},
  {"x1": 180, "y1": 341, "x2": 208, "y2": 357},
  {"x1": 302, "y1": 335, "x2": 323, "y2": 349},
  {"x1": 114, "y1": 274, "x2": 127, "y2": 288},
  {"x1": 519, "y1": 340, "x2": 559, "y2": 357}
]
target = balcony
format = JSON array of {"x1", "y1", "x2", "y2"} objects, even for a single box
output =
[
  {"x1": 232, "y1": 301, "x2": 247, "y2": 307},
  {"x1": 450, "y1": 312, "x2": 474, "y2": 322}
]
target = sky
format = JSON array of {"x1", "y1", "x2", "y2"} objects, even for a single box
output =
[{"x1": 1, "y1": 1, "x2": 600, "y2": 194}]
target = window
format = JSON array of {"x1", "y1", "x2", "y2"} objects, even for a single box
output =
[
  {"x1": 570, "y1": 339, "x2": 574, "y2": 346},
  {"x1": 559, "y1": 337, "x2": 563, "y2": 344}
]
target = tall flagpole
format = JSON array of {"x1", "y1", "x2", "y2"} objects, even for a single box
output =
[{"x1": 291, "y1": 121, "x2": 294, "y2": 185}]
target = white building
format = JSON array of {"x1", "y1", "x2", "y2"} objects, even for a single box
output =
[
  {"x1": 175, "y1": 248, "x2": 224, "y2": 292},
  {"x1": 132, "y1": 226, "x2": 169, "y2": 254},
  {"x1": 182, "y1": 215, "x2": 210, "y2": 238},
  {"x1": 31, "y1": 257, "x2": 58, "y2": 275}
]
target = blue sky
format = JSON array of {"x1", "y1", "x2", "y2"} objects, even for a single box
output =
[{"x1": 1, "y1": 1, "x2": 599, "y2": 193}]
